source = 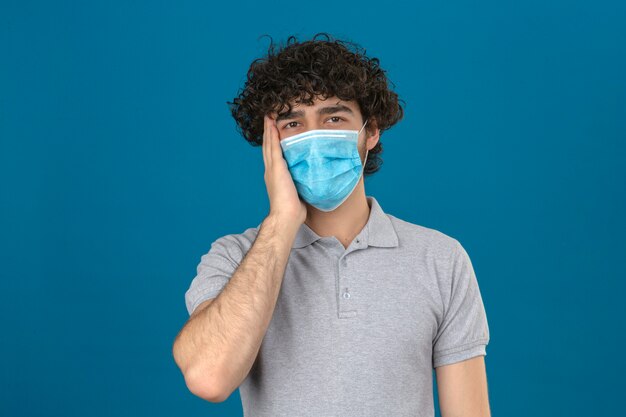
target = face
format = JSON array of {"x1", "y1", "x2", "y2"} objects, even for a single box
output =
[{"x1": 271, "y1": 95, "x2": 378, "y2": 162}]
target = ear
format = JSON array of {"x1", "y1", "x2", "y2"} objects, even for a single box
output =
[{"x1": 365, "y1": 118, "x2": 380, "y2": 151}]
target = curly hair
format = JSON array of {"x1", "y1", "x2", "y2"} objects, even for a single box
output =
[{"x1": 227, "y1": 32, "x2": 405, "y2": 176}]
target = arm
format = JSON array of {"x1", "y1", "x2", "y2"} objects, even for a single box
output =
[
  {"x1": 172, "y1": 214, "x2": 299, "y2": 402},
  {"x1": 432, "y1": 239, "x2": 491, "y2": 415},
  {"x1": 173, "y1": 113, "x2": 306, "y2": 403},
  {"x1": 435, "y1": 356, "x2": 491, "y2": 417}
]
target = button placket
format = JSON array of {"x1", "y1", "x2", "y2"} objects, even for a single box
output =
[{"x1": 337, "y1": 252, "x2": 356, "y2": 319}]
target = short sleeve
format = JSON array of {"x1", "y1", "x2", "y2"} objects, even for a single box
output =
[
  {"x1": 184, "y1": 235, "x2": 245, "y2": 316},
  {"x1": 432, "y1": 240, "x2": 490, "y2": 368}
]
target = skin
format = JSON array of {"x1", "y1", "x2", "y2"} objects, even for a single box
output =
[{"x1": 436, "y1": 356, "x2": 492, "y2": 417}]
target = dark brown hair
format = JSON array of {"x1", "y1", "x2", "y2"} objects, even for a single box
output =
[{"x1": 227, "y1": 32, "x2": 405, "y2": 176}]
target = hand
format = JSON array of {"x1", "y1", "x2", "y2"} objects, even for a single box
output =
[{"x1": 262, "y1": 114, "x2": 307, "y2": 226}]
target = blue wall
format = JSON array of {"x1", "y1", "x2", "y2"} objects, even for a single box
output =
[{"x1": 1, "y1": 1, "x2": 624, "y2": 416}]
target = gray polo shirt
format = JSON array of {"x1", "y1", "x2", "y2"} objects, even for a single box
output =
[{"x1": 185, "y1": 195, "x2": 490, "y2": 417}]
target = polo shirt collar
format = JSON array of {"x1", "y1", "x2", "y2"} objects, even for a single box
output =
[{"x1": 291, "y1": 195, "x2": 399, "y2": 249}]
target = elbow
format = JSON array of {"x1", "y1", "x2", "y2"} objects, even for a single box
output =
[
  {"x1": 171, "y1": 335, "x2": 233, "y2": 403},
  {"x1": 184, "y1": 365, "x2": 231, "y2": 403}
]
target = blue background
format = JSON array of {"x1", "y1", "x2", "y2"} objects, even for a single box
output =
[{"x1": 1, "y1": 1, "x2": 625, "y2": 416}]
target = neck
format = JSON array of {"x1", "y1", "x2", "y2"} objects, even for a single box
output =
[{"x1": 304, "y1": 179, "x2": 371, "y2": 249}]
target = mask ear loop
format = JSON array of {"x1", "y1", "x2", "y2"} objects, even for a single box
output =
[
  {"x1": 358, "y1": 118, "x2": 369, "y2": 135},
  {"x1": 358, "y1": 119, "x2": 370, "y2": 173}
]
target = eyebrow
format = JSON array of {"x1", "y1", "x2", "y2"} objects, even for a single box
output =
[{"x1": 275, "y1": 104, "x2": 354, "y2": 123}]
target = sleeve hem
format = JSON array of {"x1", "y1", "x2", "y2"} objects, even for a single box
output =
[
  {"x1": 186, "y1": 283, "x2": 227, "y2": 316},
  {"x1": 432, "y1": 338, "x2": 488, "y2": 368}
]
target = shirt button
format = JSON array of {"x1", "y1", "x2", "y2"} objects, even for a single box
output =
[
  {"x1": 342, "y1": 291, "x2": 351, "y2": 299},
  {"x1": 356, "y1": 238, "x2": 360, "y2": 243}
]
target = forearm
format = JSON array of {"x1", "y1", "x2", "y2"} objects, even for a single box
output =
[{"x1": 173, "y1": 215, "x2": 298, "y2": 399}]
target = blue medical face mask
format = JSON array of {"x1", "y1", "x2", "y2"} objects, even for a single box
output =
[{"x1": 279, "y1": 119, "x2": 369, "y2": 212}]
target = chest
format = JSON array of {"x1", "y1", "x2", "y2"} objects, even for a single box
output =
[{"x1": 263, "y1": 245, "x2": 442, "y2": 365}]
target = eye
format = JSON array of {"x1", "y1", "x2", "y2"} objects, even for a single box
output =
[
  {"x1": 327, "y1": 116, "x2": 344, "y2": 123},
  {"x1": 283, "y1": 121, "x2": 299, "y2": 129}
]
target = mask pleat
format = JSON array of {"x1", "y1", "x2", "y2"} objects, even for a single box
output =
[{"x1": 278, "y1": 122, "x2": 368, "y2": 211}]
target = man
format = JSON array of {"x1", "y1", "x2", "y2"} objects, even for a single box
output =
[{"x1": 172, "y1": 33, "x2": 491, "y2": 417}]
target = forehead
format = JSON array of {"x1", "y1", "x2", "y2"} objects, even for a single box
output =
[{"x1": 280, "y1": 95, "x2": 359, "y2": 113}]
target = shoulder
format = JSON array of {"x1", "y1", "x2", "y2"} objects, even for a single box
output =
[
  {"x1": 387, "y1": 214, "x2": 461, "y2": 260},
  {"x1": 206, "y1": 223, "x2": 262, "y2": 261},
  {"x1": 212, "y1": 223, "x2": 261, "y2": 248}
]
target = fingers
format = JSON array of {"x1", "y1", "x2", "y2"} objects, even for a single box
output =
[
  {"x1": 267, "y1": 115, "x2": 274, "y2": 165},
  {"x1": 263, "y1": 113, "x2": 282, "y2": 169},
  {"x1": 268, "y1": 114, "x2": 280, "y2": 163},
  {"x1": 263, "y1": 115, "x2": 269, "y2": 168}
]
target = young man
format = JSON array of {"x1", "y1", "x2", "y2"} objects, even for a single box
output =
[{"x1": 173, "y1": 33, "x2": 491, "y2": 417}]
